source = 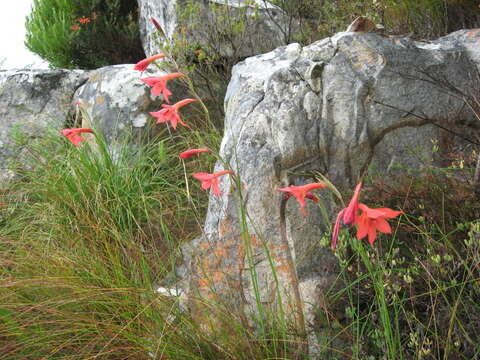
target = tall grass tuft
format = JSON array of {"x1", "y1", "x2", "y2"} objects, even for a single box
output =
[{"x1": 0, "y1": 126, "x2": 212, "y2": 359}]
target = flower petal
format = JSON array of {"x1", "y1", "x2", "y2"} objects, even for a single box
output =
[
  {"x1": 305, "y1": 193, "x2": 320, "y2": 203},
  {"x1": 331, "y1": 208, "x2": 346, "y2": 250},
  {"x1": 367, "y1": 225, "x2": 378, "y2": 245},
  {"x1": 374, "y1": 217, "x2": 392, "y2": 234},
  {"x1": 134, "y1": 53, "x2": 166, "y2": 72},
  {"x1": 173, "y1": 98, "x2": 197, "y2": 110},
  {"x1": 375, "y1": 208, "x2": 403, "y2": 219},
  {"x1": 192, "y1": 172, "x2": 213, "y2": 181},
  {"x1": 343, "y1": 182, "x2": 362, "y2": 225},
  {"x1": 179, "y1": 148, "x2": 210, "y2": 159},
  {"x1": 201, "y1": 181, "x2": 212, "y2": 190},
  {"x1": 355, "y1": 213, "x2": 369, "y2": 240},
  {"x1": 211, "y1": 178, "x2": 222, "y2": 195},
  {"x1": 358, "y1": 203, "x2": 388, "y2": 219}
]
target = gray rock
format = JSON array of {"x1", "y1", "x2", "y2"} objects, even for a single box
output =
[
  {"x1": 0, "y1": 69, "x2": 88, "y2": 178},
  {"x1": 138, "y1": 0, "x2": 291, "y2": 59},
  {"x1": 180, "y1": 30, "x2": 480, "y2": 355},
  {"x1": 0, "y1": 64, "x2": 190, "y2": 183}
]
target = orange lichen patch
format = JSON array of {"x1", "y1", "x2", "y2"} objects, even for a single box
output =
[
  {"x1": 224, "y1": 237, "x2": 235, "y2": 248},
  {"x1": 214, "y1": 247, "x2": 228, "y2": 259},
  {"x1": 202, "y1": 257, "x2": 214, "y2": 271},
  {"x1": 212, "y1": 271, "x2": 224, "y2": 283},
  {"x1": 279, "y1": 243, "x2": 289, "y2": 251},
  {"x1": 218, "y1": 217, "x2": 234, "y2": 238},
  {"x1": 95, "y1": 95, "x2": 105, "y2": 105},
  {"x1": 198, "y1": 241, "x2": 210, "y2": 251},
  {"x1": 206, "y1": 293, "x2": 217, "y2": 300},
  {"x1": 250, "y1": 234, "x2": 261, "y2": 247},
  {"x1": 237, "y1": 242, "x2": 245, "y2": 254},
  {"x1": 197, "y1": 277, "x2": 209, "y2": 290},
  {"x1": 276, "y1": 263, "x2": 291, "y2": 274},
  {"x1": 467, "y1": 29, "x2": 480, "y2": 38}
]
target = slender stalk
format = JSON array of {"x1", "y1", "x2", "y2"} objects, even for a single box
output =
[{"x1": 279, "y1": 196, "x2": 308, "y2": 358}]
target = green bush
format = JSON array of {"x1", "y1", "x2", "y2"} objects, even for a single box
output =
[{"x1": 25, "y1": 0, "x2": 145, "y2": 69}]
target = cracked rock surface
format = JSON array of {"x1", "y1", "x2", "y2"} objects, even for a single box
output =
[
  {"x1": 0, "y1": 69, "x2": 88, "y2": 182},
  {"x1": 138, "y1": 0, "x2": 291, "y2": 59},
  {"x1": 180, "y1": 29, "x2": 480, "y2": 353},
  {"x1": 0, "y1": 64, "x2": 190, "y2": 183}
]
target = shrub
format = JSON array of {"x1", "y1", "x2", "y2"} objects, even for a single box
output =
[
  {"x1": 25, "y1": 0, "x2": 145, "y2": 69},
  {"x1": 271, "y1": 0, "x2": 480, "y2": 44}
]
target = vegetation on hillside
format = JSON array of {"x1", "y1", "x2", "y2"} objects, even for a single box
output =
[
  {"x1": 2, "y1": 116, "x2": 480, "y2": 358},
  {"x1": 4, "y1": 1, "x2": 480, "y2": 358},
  {"x1": 25, "y1": 0, "x2": 144, "y2": 69}
]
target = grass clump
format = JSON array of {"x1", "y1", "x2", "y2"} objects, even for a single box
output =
[{"x1": 0, "y1": 125, "x2": 213, "y2": 359}]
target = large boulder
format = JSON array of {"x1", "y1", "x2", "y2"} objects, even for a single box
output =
[
  {"x1": 178, "y1": 29, "x2": 480, "y2": 356},
  {"x1": 0, "y1": 69, "x2": 88, "y2": 183},
  {"x1": 138, "y1": 0, "x2": 291, "y2": 59},
  {"x1": 0, "y1": 64, "x2": 189, "y2": 184}
]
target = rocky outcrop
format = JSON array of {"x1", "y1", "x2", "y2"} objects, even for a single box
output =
[
  {"x1": 0, "y1": 69, "x2": 88, "y2": 182},
  {"x1": 0, "y1": 64, "x2": 189, "y2": 183},
  {"x1": 179, "y1": 29, "x2": 480, "y2": 356},
  {"x1": 138, "y1": 0, "x2": 292, "y2": 59}
]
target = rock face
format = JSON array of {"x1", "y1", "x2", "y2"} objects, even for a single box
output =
[
  {"x1": 0, "y1": 64, "x2": 187, "y2": 183},
  {"x1": 179, "y1": 29, "x2": 480, "y2": 355},
  {"x1": 138, "y1": 0, "x2": 291, "y2": 59},
  {"x1": 0, "y1": 69, "x2": 88, "y2": 182}
]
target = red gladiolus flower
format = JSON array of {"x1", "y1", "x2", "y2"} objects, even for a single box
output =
[
  {"x1": 276, "y1": 182, "x2": 326, "y2": 216},
  {"x1": 71, "y1": 24, "x2": 80, "y2": 32},
  {"x1": 77, "y1": 17, "x2": 91, "y2": 24},
  {"x1": 179, "y1": 148, "x2": 210, "y2": 159},
  {"x1": 356, "y1": 203, "x2": 402, "y2": 245},
  {"x1": 331, "y1": 182, "x2": 362, "y2": 250},
  {"x1": 61, "y1": 128, "x2": 93, "y2": 147},
  {"x1": 141, "y1": 73, "x2": 185, "y2": 103},
  {"x1": 134, "y1": 53, "x2": 167, "y2": 73},
  {"x1": 192, "y1": 170, "x2": 233, "y2": 196},
  {"x1": 150, "y1": 98, "x2": 196, "y2": 130}
]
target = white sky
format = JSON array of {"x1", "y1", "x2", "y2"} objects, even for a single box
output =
[{"x1": 0, "y1": 0, "x2": 49, "y2": 69}]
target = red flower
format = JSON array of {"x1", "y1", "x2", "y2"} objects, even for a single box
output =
[
  {"x1": 355, "y1": 203, "x2": 402, "y2": 245},
  {"x1": 77, "y1": 17, "x2": 91, "y2": 24},
  {"x1": 149, "y1": 98, "x2": 196, "y2": 130},
  {"x1": 61, "y1": 128, "x2": 93, "y2": 147},
  {"x1": 331, "y1": 182, "x2": 362, "y2": 249},
  {"x1": 71, "y1": 24, "x2": 80, "y2": 32},
  {"x1": 276, "y1": 182, "x2": 326, "y2": 216},
  {"x1": 134, "y1": 53, "x2": 166, "y2": 73},
  {"x1": 192, "y1": 170, "x2": 233, "y2": 196},
  {"x1": 179, "y1": 148, "x2": 210, "y2": 159},
  {"x1": 141, "y1": 73, "x2": 185, "y2": 103}
]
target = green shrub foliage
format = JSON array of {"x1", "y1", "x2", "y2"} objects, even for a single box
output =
[
  {"x1": 26, "y1": 0, "x2": 145, "y2": 69},
  {"x1": 271, "y1": 0, "x2": 480, "y2": 44}
]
